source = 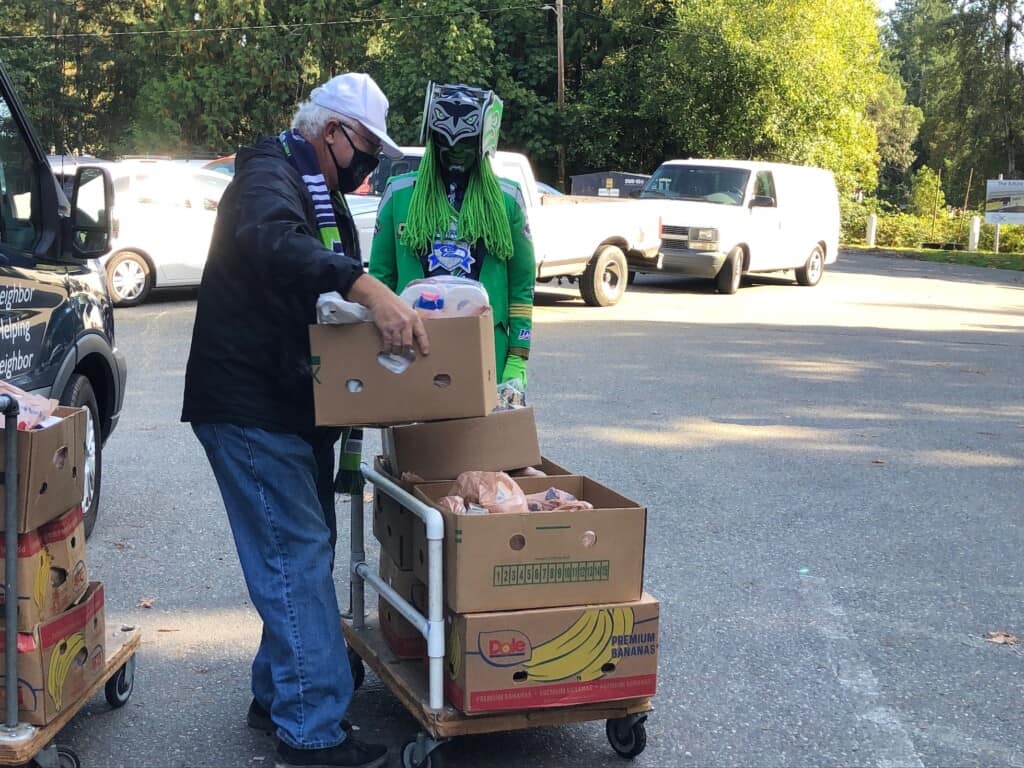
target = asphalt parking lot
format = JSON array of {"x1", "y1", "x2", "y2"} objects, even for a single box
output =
[{"x1": 64, "y1": 250, "x2": 1024, "y2": 767}]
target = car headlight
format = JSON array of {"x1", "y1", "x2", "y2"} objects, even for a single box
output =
[{"x1": 688, "y1": 227, "x2": 718, "y2": 250}]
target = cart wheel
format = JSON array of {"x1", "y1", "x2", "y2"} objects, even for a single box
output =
[
  {"x1": 30, "y1": 745, "x2": 81, "y2": 768},
  {"x1": 105, "y1": 654, "x2": 136, "y2": 708},
  {"x1": 348, "y1": 647, "x2": 365, "y2": 690},
  {"x1": 606, "y1": 716, "x2": 648, "y2": 759},
  {"x1": 402, "y1": 739, "x2": 443, "y2": 768}
]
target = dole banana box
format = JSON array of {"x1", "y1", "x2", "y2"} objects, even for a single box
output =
[
  {"x1": 0, "y1": 582, "x2": 106, "y2": 725},
  {"x1": 412, "y1": 475, "x2": 646, "y2": 613},
  {"x1": 0, "y1": 505, "x2": 88, "y2": 631},
  {"x1": 445, "y1": 593, "x2": 659, "y2": 714},
  {"x1": 378, "y1": 552, "x2": 428, "y2": 660},
  {"x1": 0, "y1": 407, "x2": 86, "y2": 533},
  {"x1": 309, "y1": 313, "x2": 497, "y2": 427}
]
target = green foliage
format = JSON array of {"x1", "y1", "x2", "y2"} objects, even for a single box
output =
[
  {"x1": 887, "y1": 0, "x2": 1024, "y2": 204},
  {"x1": 909, "y1": 166, "x2": 945, "y2": 216},
  {"x1": 1, "y1": 0, "x2": 906, "y2": 195}
]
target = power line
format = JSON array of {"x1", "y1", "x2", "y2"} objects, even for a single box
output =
[{"x1": 0, "y1": 4, "x2": 540, "y2": 41}]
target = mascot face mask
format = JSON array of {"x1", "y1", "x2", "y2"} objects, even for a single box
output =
[{"x1": 420, "y1": 82, "x2": 503, "y2": 174}]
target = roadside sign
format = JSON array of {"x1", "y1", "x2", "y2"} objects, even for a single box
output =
[{"x1": 984, "y1": 178, "x2": 1024, "y2": 224}]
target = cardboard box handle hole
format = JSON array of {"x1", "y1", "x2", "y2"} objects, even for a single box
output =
[
  {"x1": 346, "y1": 379, "x2": 364, "y2": 393},
  {"x1": 433, "y1": 374, "x2": 452, "y2": 388},
  {"x1": 512, "y1": 671, "x2": 528, "y2": 683},
  {"x1": 508, "y1": 534, "x2": 526, "y2": 551},
  {"x1": 52, "y1": 446, "x2": 68, "y2": 470}
]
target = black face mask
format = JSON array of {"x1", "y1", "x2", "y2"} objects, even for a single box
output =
[{"x1": 330, "y1": 124, "x2": 380, "y2": 193}]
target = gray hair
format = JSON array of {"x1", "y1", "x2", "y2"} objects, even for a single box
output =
[{"x1": 291, "y1": 102, "x2": 354, "y2": 136}]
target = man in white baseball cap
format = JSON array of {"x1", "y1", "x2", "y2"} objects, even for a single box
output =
[
  {"x1": 310, "y1": 72, "x2": 403, "y2": 161},
  {"x1": 183, "y1": 72, "x2": 426, "y2": 768}
]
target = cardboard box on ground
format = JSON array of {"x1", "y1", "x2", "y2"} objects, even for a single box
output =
[
  {"x1": 412, "y1": 475, "x2": 646, "y2": 613},
  {"x1": 0, "y1": 582, "x2": 106, "y2": 725},
  {"x1": 378, "y1": 553, "x2": 427, "y2": 660},
  {"x1": 445, "y1": 593, "x2": 659, "y2": 715},
  {"x1": 0, "y1": 505, "x2": 88, "y2": 631},
  {"x1": 0, "y1": 407, "x2": 86, "y2": 533},
  {"x1": 309, "y1": 313, "x2": 498, "y2": 427}
]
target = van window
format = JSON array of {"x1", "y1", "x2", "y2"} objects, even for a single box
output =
[
  {"x1": 754, "y1": 171, "x2": 776, "y2": 202},
  {"x1": 641, "y1": 165, "x2": 749, "y2": 205},
  {"x1": 0, "y1": 90, "x2": 40, "y2": 251}
]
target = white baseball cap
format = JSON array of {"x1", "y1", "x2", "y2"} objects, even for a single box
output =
[{"x1": 310, "y1": 73, "x2": 403, "y2": 159}]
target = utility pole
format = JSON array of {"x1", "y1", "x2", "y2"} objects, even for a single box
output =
[{"x1": 555, "y1": 0, "x2": 566, "y2": 193}]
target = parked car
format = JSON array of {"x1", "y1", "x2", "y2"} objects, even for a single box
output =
[
  {"x1": 362, "y1": 147, "x2": 662, "y2": 306},
  {"x1": 1, "y1": 56, "x2": 127, "y2": 536},
  {"x1": 636, "y1": 159, "x2": 840, "y2": 293},
  {"x1": 202, "y1": 154, "x2": 235, "y2": 176},
  {"x1": 101, "y1": 160, "x2": 230, "y2": 305}
]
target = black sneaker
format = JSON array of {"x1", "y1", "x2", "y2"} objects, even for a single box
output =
[
  {"x1": 275, "y1": 738, "x2": 388, "y2": 768},
  {"x1": 247, "y1": 699, "x2": 352, "y2": 735}
]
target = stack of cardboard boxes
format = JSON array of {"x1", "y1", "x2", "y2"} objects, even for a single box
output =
[
  {"x1": 309, "y1": 312, "x2": 659, "y2": 716},
  {"x1": 0, "y1": 407, "x2": 106, "y2": 725}
]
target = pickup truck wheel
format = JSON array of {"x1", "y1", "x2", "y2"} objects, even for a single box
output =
[
  {"x1": 60, "y1": 374, "x2": 102, "y2": 538},
  {"x1": 795, "y1": 245, "x2": 825, "y2": 286},
  {"x1": 715, "y1": 247, "x2": 743, "y2": 294},
  {"x1": 581, "y1": 245, "x2": 628, "y2": 307},
  {"x1": 106, "y1": 251, "x2": 153, "y2": 307}
]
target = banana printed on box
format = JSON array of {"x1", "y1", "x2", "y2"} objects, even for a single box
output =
[{"x1": 445, "y1": 593, "x2": 659, "y2": 714}]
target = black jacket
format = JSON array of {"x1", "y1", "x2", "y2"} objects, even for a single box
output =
[{"x1": 181, "y1": 137, "x2": 362, "y2": 433}]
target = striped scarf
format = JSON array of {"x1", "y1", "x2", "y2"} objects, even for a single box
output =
[{"x1": 280, "y1": 129, "x2": 364, "y2": 494}]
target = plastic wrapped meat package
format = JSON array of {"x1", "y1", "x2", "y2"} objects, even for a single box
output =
[{"x1": 442, "y1": 471, "x2": 592, "y2": 515}]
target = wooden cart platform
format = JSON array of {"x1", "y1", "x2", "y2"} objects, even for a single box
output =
[
  {"x1": 344, "y1": 619, "x2": 652, "y2": 740},
  {"x1": 0, "y1": 627, "x2": 141, "y2": 766}
]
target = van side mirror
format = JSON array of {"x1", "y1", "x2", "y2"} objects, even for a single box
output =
[
  {"x1": 68, "y1": 166, "x2": 113, "y2": 258},
  {"x1": 749, "y1": 195, "x2": 775, "y2": 208}
]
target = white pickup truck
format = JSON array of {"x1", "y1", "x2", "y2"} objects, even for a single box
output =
[{"x1": 361, "y1": 147, "x2": 661, "y2": 306}]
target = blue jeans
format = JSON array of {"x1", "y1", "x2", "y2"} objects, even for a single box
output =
[{"x1": 192, "y1": 423, "x2": 351, "y2": 750}]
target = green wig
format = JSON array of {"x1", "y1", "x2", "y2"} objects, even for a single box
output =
[{"x1": 401, "y1": 141, "x2": 513, "y2": 261}]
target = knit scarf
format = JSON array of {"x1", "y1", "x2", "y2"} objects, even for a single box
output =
[
  {"x1": 401, "y1": 141, "x2": 513, "y2": 260},
  {"x1": 279, "y1": 129, "x2": 364, "y2": 494}
]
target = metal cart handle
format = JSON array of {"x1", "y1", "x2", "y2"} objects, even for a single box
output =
[
  {"x1": 0, "y1": 394, "x2": 20, "y2": 730},
  {"x1": 352, "y1": 460, "x2": 446, "y2": 712}
]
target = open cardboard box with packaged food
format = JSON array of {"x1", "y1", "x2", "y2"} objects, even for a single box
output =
[
  {"x1": 412, "y1": 474, "x2": 646, "y2": 613},
  {"x1": 0, "y1": 406, "x2": 86, "y2": 533}
]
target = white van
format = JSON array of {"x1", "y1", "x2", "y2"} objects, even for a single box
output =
[{"x1": 634, "y1": 159, "x2": 840, "y2": 293}]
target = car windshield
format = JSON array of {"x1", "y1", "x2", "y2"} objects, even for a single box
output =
[{"x1": 640, "y1": 165, "x2": 750, "y2": 206}]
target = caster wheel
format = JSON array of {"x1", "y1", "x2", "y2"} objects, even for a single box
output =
[
  {"x1": 606, "y1": 716, "x2": 648, "y2": 759},
  {"x1": 31, "y1": 745, "x2": 81, "y2": 768},
  {"x1": 348, "y1": 647, "x2": 365, "y2": 690},
  {"x1": 105, "y1": 655, "x2": 136, "y2": 707},
  {"x1": 402, "y1": 740, "x2": 443, "y2": 768}
]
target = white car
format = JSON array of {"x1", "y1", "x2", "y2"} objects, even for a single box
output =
[{"x1": 99, "y1": 160, "x2": 230, "y2": 306}]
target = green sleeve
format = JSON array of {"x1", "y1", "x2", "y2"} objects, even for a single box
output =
[
  {"x1": 368, "y1": 182, "x2": 398, "y2": 291},
  {"x1": 505, "y1": 193, "x2": 535, "y2": 359}
]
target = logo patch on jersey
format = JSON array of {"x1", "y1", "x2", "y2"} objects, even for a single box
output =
[
  {"x1": 427, "y1": 240, "x2": 475, "y2": 274},
  {"x1": 518, "y1": 329, "x2": 531, "y2": 340}
]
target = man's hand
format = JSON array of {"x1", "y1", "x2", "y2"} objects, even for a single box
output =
[{"x1": 347, "y1": 274, "x2": 430, "y2": 356}]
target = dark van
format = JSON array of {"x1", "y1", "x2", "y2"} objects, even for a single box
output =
[{"x1": 0, "y1": 58, "x2": 126, "y2": 535}]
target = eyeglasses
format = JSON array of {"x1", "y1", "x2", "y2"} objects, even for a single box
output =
[{"x1": 338, "y1": 122, "x2": 383, "y2": 158}]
